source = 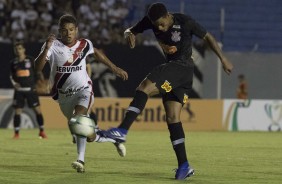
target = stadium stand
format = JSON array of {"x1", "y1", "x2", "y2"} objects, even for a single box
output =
[{"x1": 0, "y1": 0, "x2": 281, "y2": 52}]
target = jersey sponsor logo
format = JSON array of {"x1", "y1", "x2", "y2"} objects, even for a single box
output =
[
  {"x1": 78, "y1": 94, "x2": 88, "y2": 101},
  {"x1": 171, "y1": 31, "x2": 181, "y2": 42},
  {"x1": 56, "y1": 65, "x2": 82, "y2": 73},
  {"x1": 183, "y1": 93, "x2": 189, "y2": 104},
  {"x1": 16, "y1": 69, "x2": 30, "y2": 77},
  {"x1": 159, "y1": 42, "x2": 178, "y2": 54},
  {"x1": 172, "y1": 25, "x2": 181, "y2": 29},
  {"x1": 161, "y1": 80, "x2": 172, "y2": 92},
  {"x1": 59, "y1": 86, "x2": 85, "y2": 97}
]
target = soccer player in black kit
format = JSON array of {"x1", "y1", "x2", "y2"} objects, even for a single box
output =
[
  {"x1": 10, "y1": 42, "x2": 47, "y2": 139},
  {"x1": 103, "y1": 3, "x2": 233, "y2": 180}
]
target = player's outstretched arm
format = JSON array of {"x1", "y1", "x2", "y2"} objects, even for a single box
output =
[
  {"x1": 203, "y1": 32, "x2": 233, "y2": 75},
  {"x1": 93, "y1": 49, "x2": 128, "y2": 81},
  {"x1": 124, "y1": 28, "x2": 136, "y2": 49},
  {"x1": 34, "y1": 34, "x2": 56, "y2": 72}
]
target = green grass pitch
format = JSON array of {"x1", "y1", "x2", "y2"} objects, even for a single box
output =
[{"x1": 0, "y1": 129, "x2": 282, "y2": 184}]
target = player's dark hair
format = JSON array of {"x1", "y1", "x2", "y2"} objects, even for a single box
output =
[
  {"x1": 147, "y1": 2, "x2": 168, "y2": 22},
  {"x1": 58, "y1": 14, "x2": 78, "y2": 28},
  {"x1": 14, "y1": 41, "x2": 25, "y2": 48}
]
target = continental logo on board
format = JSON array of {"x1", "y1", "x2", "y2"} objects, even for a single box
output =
[
  {"x1": 92, "y1": 102, "x2": 196, "y2": 124},
  {"x1": 94, "y1": 102, "x2": 167, "y2": 123},
  {"x1": 161, "y1": 80, "x2": 172, "y2": 92}
]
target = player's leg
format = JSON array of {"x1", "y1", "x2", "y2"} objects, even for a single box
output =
[
  {"x1": 71, "y1": 104, "x2": 89, "y2": 173},
  {"x1": 13, "y1": 108, "x2": 22, "y2": 139},
  {"x1": 27, "y1": 91, "x2": 47, "y2": 138},
  {"x1": 87, "y1": 107, "x2": 126, "y2": 156},
  {"x1": 163, "y1": 96, "x2": 194, "y2": 180},
  {"x1": 58, "y1": 101, "x2": 86, "y2": 172},
  {"x1": 105, "y1": 78, "x2": 158, "y2": 143},
  {"x1": 12, "y1": 91, "x2": 24, "y2": 139},
  {"x1": 33, "y1": 106, "x2": 47, "y2": 138}
]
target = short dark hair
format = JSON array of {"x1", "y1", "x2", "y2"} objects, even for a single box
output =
[
  {"x1": 58, "y1": 14, "x2": 77, "y2": 28},
  {"x1": 14, "y1": 41, "x2": 25, "y2": 48},
  {"x1": 147, "y1": 3, "x2": 168, "y2": 22}
]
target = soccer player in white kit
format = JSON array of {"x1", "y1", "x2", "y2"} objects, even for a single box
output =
[{"x1": 34, "y1": 14, "x2": 128, "y2": 173}]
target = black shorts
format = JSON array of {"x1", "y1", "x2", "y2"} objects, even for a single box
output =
[
  {"x1": 13, "y1": 90, "x2": 40, "y2": 108},
  {"x1": 146, "y1": 62, "x2": 194, "y2": 105}
]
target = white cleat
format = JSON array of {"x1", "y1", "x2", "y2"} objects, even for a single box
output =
[
  {"x1": 71, "y1": 160, "x2": 85, "y2": 173},
  {"x1": 114, "y1": 143, "x2": 126, "y2": 157}
]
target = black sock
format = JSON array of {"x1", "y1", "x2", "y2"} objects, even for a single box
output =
[
  {"x1": 168, "y1": 122, "x2": 188, "y2": 167},
  {"x1": 118, "y1": 90, "x2": 148, "y2": 130},
  {"x1": 89, "y1": 111, "x2": 98, "y2": 125},
  {"x1": 36, "y1": 114, "x2": 44, "y2": 131},
  {"x1": 14, "y1": 114, "x2": 21, "y2": 134}
]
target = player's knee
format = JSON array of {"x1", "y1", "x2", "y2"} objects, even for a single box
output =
[
  {"x1": 166, "y1": 115, "x2": 180, "y2": 124},
  {"x1": 136, "y1": 82, "x2": 158, "y2": 96}
]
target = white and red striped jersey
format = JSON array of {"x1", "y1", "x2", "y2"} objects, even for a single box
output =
[{"x1": 40, "y1": 38, "x2": 94, "y2": 100}]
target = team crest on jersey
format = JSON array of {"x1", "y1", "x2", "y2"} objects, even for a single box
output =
[
  {"x1": 76, "y1": 51, "x2": 84, "y2": 59},
  {"x1": 183, "y1": 93, "x2": 189, "y2": 104},
  {"x1": 171, "y1": 31, "x2": 181, "y2": 42},
  {"x1": 161, "y1": 80, "x2": 172, "y2": 92}
]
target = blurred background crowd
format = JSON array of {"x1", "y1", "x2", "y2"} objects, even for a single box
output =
[{"x1": 0, "y1": 0, "x2": 138, "y2": 44}]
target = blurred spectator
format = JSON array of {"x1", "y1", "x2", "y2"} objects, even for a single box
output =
[
  {"x1": 0, "y1": 0, "x2": 130, "y2": 44},
  {"x1": 237, "y1": 74, "x2": 248, "y2": 99}
]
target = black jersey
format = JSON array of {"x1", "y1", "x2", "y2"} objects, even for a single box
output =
[
  {"x1": 130, "y1": 13, "x2": 207, "y2": 66},
  {"x1": 10, "y1": 56, "x2": 36, "y2": 88}
]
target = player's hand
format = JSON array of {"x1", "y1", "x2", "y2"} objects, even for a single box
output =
[
  {"x1": 159, "y1": 42, "x2": 177, "y2": 54},
  {"x1": 112, "y1": 67, "x2": 128, "y2": 81},
  {"x1": 221, "y1": 57, "x2": 233, "y2": 75},
  {"x1": 124, "y1": 29, "x2": 135, "y2": 49},
  {"x1": 45, "y1": 34, "x2": 56, "y2": 50},
  {"x1": 14, "y1": 83, "x2": 21, "y2": 90}
]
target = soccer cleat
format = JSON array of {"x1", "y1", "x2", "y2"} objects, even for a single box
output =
[
  {"x1": 175, "y1": 162, "x2": 194, "y2": 180},
  {"x1": 39, "y1": 131, "x2": 47, "y2": 139},
  {"x1": 114, "y1": 143, "x2": 126, "y2": 157},
  {"x1": 13, "y1": 133, "x2": 19, "y2": 139},
  {"x1": 71, "y1": 160, "x2": 85, "y2": 173},
  {"x1": 103, "y1": 128, "x2": 127, "y2": 143}
]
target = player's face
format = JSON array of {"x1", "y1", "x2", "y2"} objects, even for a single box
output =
[
  {"x1": 59, "y1": 23, "x2": 78, "y2": 45},
  {"x1": 14, "y1": 45, "x2": 25, "y2": 57},
  {"x1": 153, "y1": 14, "x2": 172, "y2": 32}
]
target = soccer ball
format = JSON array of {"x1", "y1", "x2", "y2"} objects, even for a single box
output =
[{"x1": 69, "y1": 115, "x2": 96, "y2": 137}]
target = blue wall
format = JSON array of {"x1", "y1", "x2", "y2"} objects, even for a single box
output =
[{"x1": 139, "y1": 0, "x2": 282, "y2": 52}]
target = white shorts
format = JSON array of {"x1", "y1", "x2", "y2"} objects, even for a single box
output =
[{"x1": 58, "y1": 88, "x2": 94, "y2": 120}]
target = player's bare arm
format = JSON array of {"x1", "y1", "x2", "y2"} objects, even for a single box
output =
[
  {"x1": 124, "y1": 28, "x2": 136, "y2": 49},
  {"x1": 93, "y1": 48, "x2": 128, "y2": 81},
  {"x1": 203, "y1": 32, "x2": 233, "y2": 75},
  {"x1": 34, "y1": 34, "x2": 56, "y2": 72},
  {"x1": 9, "y1": 75, "x2": 21, "y2": 90},
  {"x1": 86, "y1": 63, "x2": 92, "y2": 77}
]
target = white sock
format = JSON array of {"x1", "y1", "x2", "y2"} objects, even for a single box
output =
[
  {"x1": 76, "y1": 136, "x2": 86, "y2": 162},
  {"x1": 94, "y1": 134, "x2": 116, "y2": 143}
]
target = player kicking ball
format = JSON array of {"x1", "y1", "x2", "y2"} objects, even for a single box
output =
[
  {"x1": 103, "y1": 3, "x2": 233, "y2": 180},
  {"x1": 34, "y1": 14, "x2": 128, "y2": 173}
]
